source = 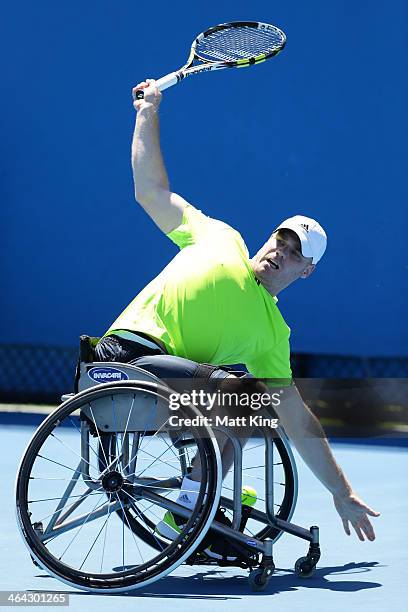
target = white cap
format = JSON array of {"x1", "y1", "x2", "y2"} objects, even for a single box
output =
[{"x1": 275, "y1": 215, "x2": 327, "y2": 264}]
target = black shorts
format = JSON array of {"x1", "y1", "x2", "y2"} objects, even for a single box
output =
[{"x1": 94, "y1": 334, "x2": 231, "y2": 389}]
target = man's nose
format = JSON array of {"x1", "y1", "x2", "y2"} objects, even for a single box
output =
[{"x1": 276, "y1": 246, "x2": 288, "y2": 259}]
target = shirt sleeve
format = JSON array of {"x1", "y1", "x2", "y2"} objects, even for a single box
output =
[
  {"x1": 246, "y1": 337, "x2": 293, "y2": 388},
  {"x1": 166, "y1": 203, "x2": 245, "y2": 251}
]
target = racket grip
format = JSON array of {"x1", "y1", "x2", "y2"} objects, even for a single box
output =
[
  {"x1": 155, "y1": 72, "x2": 179, "y2": 91},
  {"x1": 135, "y1": 72, "x2": 179, "y2": 99}
]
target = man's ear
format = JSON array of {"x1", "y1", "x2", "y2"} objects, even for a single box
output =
[{"x1": 300, "y1": 264, "x2": 315, "y2": 279}]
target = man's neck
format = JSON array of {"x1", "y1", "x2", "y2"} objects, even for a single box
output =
[{"x1": 249, "y1": 258, "x2": 280, "y2": 297}]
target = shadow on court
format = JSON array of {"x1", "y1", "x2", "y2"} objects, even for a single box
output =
[{"x1": 31, "y1": 561, "x2": 383, "y2": 599}]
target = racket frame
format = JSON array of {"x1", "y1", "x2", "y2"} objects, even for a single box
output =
[{"x1": 137, "y1": 21, "x2": 286, "y2": 97}]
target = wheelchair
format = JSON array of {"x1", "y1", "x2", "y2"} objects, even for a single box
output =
[{"x1": 15, "y1": 336, "x2": 321, "y2": 593}]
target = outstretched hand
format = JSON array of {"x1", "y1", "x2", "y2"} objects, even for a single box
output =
[{"x1": 333, "y1": 491, "x2": 380, "y2": 541}]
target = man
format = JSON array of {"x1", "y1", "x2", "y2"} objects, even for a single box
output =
[{"x1": 95, "y1": 79, "x2": 380, "y2": 544}]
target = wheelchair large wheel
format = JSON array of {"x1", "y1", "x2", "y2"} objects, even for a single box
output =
[{"x1": 16, "y1": 381, "x2": 222, "y2": 592}]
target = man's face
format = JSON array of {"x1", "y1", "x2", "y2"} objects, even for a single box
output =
[{"x1": 250, "y1": 229, "x2": 315, "y2": 295}]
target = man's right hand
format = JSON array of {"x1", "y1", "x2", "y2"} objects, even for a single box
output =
[
  {"x1": 132, "y1": 79, "x2": 162, "y2": 112},
  {"x1": 333, "y1": 490, "x2": 380, "y2": 541}
]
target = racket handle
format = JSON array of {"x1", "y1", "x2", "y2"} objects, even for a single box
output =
[{"x1": 135, "y1": 72, "x2": 180, "y2": 99}]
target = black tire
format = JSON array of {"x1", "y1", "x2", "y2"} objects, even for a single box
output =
[
  {"x1": 295, "y1": 556, "x2": 316, "y2": 578},
  {"x1": 248, "y1": 568, "x2": 270, "y2": 591}
]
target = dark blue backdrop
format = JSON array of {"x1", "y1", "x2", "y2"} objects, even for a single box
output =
[{"x1": 1, "y1": 1, "x2": 407, "y2": 357}]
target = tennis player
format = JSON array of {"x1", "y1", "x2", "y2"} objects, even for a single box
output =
[{"x1": 95, "y1": 79, "x2": 380, "y2": 544}]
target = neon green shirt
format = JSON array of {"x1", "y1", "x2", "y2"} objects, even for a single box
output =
[{"x1": 105, "y1": 204, "x2": 292, "y2": 380}]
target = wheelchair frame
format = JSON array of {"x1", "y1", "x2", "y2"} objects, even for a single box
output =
[{"x1": 15, "y1": 337, "x2": 321, "y2": 592}]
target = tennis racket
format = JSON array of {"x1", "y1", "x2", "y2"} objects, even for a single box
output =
[{"x1": 135, "y1": 21, "x2": 286, "y2": 99}]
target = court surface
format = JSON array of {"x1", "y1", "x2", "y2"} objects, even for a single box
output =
[{"x1": 1, "y1": 417, "x2": 407, "y2": 612}]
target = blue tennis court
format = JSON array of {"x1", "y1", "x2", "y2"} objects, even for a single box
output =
[{"x1": 1, "y1": 415, "x2": 406, "y2": 611}]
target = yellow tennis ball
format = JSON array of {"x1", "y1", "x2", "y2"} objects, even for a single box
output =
[{"x1": 241, "y1": 485, "x2": 257, "y2": 507}]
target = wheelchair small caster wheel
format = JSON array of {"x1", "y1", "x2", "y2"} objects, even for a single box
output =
[
  {"x1": 248, "y1": 567, "x2": 273, "y2": 591},
  {"x1": 295, "y1": 556, "x2": 316, "y2": 578}
]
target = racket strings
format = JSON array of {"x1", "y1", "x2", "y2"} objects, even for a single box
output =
[{"x1": 196, "y1": 26, "x2": 285, "y2": 63}]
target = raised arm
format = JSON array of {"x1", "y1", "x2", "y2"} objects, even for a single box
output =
[{"x1": 131, "y1": 79, "x2": 188, "y2": 234}]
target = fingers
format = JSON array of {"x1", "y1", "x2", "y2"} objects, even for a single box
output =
[
  {"x1": 134, "y1": 79, "x2": 155, "y2": 90},
  {"x1": 335, "y1": 493, "x2": 379, "y2": 542},
  {"x1": 346, "y1": 515, "x2": 376, "y2": 541},
  {"x1": 132, "y1": 79, "x2": 157, "y2": 100},
  {"x1": 132, "y1": 79, "x2": 161, "y2": 111},
  {"x1": 358, "y1": 514, "x2": 376, "y2": 541},
  {"x1": 353, "y1": 501, "x2": 380, "y2": 539},
  {"x1": 351, "y1": 522, "x2": 365, "y2": 542},
  {"x1": 342, "y1": 518, "x2": 351, "y2": 536},
  {"x1": 365, "y1": 506, "x2": 381, "y2": 517}
]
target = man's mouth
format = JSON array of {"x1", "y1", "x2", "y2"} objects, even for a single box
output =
[{"x1": 265, "y1": 258, "x2": 279, "y2": 270}]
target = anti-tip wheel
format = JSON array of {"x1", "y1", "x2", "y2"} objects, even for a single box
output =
[
  {"x1": 294, "y1": 556, "x2": 316, "y2": 578},
  {"x1": 248, "y1": 568, "x2": 272, "y2": 591}
]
